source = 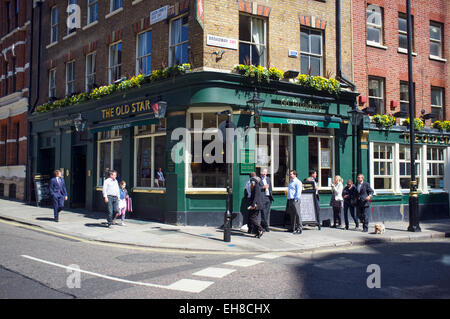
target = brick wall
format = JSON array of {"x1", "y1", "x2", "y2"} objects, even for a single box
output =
[{"x1": 353, "y1": 0, "x2": 449, "y2": 121}]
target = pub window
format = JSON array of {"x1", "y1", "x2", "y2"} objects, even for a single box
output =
[
  {"x1": 309, "y1": 130, "x2": 334, "y2": 188},
  {"x1": 134, "y1": 122, "x2": 166, "y2": 188},
  {"x1": 399, "y1": 145, "x2": 421, "y2": 191},
  {"x1": 97, "y1": 130, "x2": 122, "y2": 186},
  {"x1": 65, "y1": 60, "x2": 75, "y2": 96},
  {"x1": 186, "y1": 110, "x2": 230, "y2": 189},
  {"x1": 136, "y1": 30, "x2": 152, "y2": 75},
  {"x1": 49, "y1": 68, "x2": 56, "y2": 99},
  {"x1": 431, "y1": 87, "x2": 444, "y2": 121},
  {"x1": 169, "y1": 15, "x2": 189, "y2": 67},
  {"x1": 67, "y1": 0, "x2": 77, "y2": 35},
  {"x1": 256, "y1": 124, "x2": 292, "y2": 188},
  {"x1": 430, "y1": 22, "x2": 443, "y2": 58},
  {"x1": 85, "y1": 52, "x2": 96, "y2": 92},
  {"x1": 239, "y1": 14, "x2": 267, "y2": 67},
  {"x1": 373, "y1": 143, "x2": 394, "y2": 191},
  {"x1": 108, "y1": 42, "x2": 122, "y2": 84},
  {"x1": 87, "y1": 0, "x2": 98, "y2": 25},
  {"x1": 50, "y1": 6, "x2": 58, "y2": 43},
  {"x1": 367, "y1": 5, "x2": 383, "y2": 45},
  {"x1": 427, "y1": 147, "x2": 445, "y2": 189},
  {"x1": 110, "y1": 0, "x2": 123, "y2": 13},
  {"x1": 398, "y1": 13, "x2": 414, "y2": 51},
  {"x1": 368, "y1": 76, "x2": 385, "y2": 114},
  {"x1": 300, "y1": 27, "x2": 323, "y2": 76}
]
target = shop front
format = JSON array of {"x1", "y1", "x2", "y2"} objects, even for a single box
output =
[{"x1": 29, "y1": 71, "x2": 369, "y2": 226}]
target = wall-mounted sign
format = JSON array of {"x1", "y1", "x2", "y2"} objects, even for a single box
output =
[
  {"x1": 288, "y1": 50, "x2": 298, "y2": 58},
  {"x1": 207, "y1": 34, "x2": 238, "y2": 50},
  {"x1": 100, "y1": 99, "x2": 152, "y2": 120},
  {"x1": 150, "y1": 5, "x2": 168, "y2": 25},
  {"x1": 195, "y1": 0, "x2": 204, "y2": 29},
  {"x1": 54, "y1": 118, "x2": 73, "y2": 128},
  {"x1": 402, "y1": 133, "x2": 450, "y2": 146},
  {"x1": 272, "y1": 98, "x2": 327, "y2": 113},
  {"x1": 240, "y1": 149, "x2": 256, "y2": 174}
]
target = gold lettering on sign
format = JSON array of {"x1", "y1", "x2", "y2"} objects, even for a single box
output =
[{"x1": 101, "y1": 99, "x2": 151, "y2": 119}]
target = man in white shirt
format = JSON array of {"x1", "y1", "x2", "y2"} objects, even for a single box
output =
[
  {"x1": 286, "y1": 170, "x2": 303, "y2": 234},
  {"x1": 102, "y1": 170, "x2": 120, "y2": 228}
]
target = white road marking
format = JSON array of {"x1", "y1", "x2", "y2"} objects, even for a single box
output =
[
  {"x1": 21, "y1": 255, "x2": 213, "y2": 293},
  {"x1": 193, "y1": 267, "x2": 236, "y2": 278},
  {"x1": 166, "y1": 279, "x2": 215, "y2": 293},
  {"x1": 223, "y1": 258, "x2": 264, "y2": 267},
  {"x1": 254, "y1": 253, "x2": 284, "y2": 260}
]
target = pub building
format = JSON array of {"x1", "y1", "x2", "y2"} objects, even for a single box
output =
[{"x1": 28, "y1": 71, "x2": 450, "y2": 226}]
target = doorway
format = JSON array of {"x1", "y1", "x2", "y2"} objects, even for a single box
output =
[{"x1": 71, "y1": 146, "x2": 87, "y2": 208}]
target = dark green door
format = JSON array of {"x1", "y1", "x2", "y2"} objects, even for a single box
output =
[{"x1": 71, "y1": 146, "x2": 87, "y2": 208}]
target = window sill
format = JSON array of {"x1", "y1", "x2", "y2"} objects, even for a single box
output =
[
  {"x1": 46, "y1": 41, "x2": 58, "y2": 49},
  {"x1": 398, "y1": 48, "x2": 417, "y2": 56},
  {"x1": 82, "y1": 20, "x2": 98, "y2": 31},
  {"x1": 132, "y1": 188, "x2": 166, "y2": 194},
  {"x1": 366, "y1": 41, "x2": 388, "y2": 50},
  {"x1": 132, "y1": 0, "x2": 143, "y2": 5},
  {"x1": 62, "y1": 32, "x2": 77, "y2": 41},
  {"x1": 105, "y1": 7, "x2": 124, "y2": 19},
  {"x1": 185, "y1": 189, "x2": 230, "y2": 195},
  {"x1": 429, "y1": 55, "x2": 447, "y2": 63}
]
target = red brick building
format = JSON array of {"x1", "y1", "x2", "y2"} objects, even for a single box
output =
[
  {"x1": 0, "y1": 0, "x2": 31, "y2": 200},
  {"x1": 353, "y1": 0, "x2": 449, "y2": 121}
]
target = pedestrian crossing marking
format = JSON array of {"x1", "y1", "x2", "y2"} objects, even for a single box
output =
[
  {"x1": 254, "y1": 253, "x2": 284, "y2": 260},
  {"x1": 166, "y1": 279, "x2": 215, "y2": 293},
  {"x1": 223, "y1": 258, "x2": 264, "y2": 267},
  {"x1": 193, "y1": 267, "x2": 236, "y2": 278}
]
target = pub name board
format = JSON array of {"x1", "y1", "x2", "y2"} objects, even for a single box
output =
[
  {"x1": 272, "y1": 98, "x2": 327, "y2": 114},
  {"x1": 402, "y1": 133, "x2": 450, "y2": 145},
  {"x1": 101, "y1": 99, "x2": 152, "y2": 120}
]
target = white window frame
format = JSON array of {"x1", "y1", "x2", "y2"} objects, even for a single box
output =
[
  {"x1": 50, "y1": 6, "x2": 58, "y2": 44},
  {"x1": 368, "y1": 76, "x2": 385, "y2": 114},
  {"x1": 430, "y1": 22, "x2": 443, "y2": 58},
  {"x1": 397, "y1": 144, "x2": 422, "y2": 193},
  {"x1": 309, "y1": 132, "x2": 335, "y2": 190},
  {"x1": 366, "y1": 5, "x2": 383, "y2": 45},
  {"x1": 169, "y1": 14, "x2": 189, "y2": 67},
  {"x1": 370, "y1": 142, "x2": 395, "y2": 193},
  {"x1": 87, "y1": 0, "x2": 98, "y2": 25},
  {"x1": 300, "y1": 27, "x2": 323, "y2": 76},
  {"x1": 65, "y1": 60, "x2": 75, "y2": 97},
  {"x1": 85, "y1": 52, "x2": 96, "y2": 93},
  {"x1": 431, "y1": 86, "x2": 444, "y2": 121},
  {"x1": 136, "y1": 30, "x2": 152, "y2": 75},
  {"x1": 426, "y1": 146, "x2": 446, "y2": 191},
  {"x1": 110, "y1": 0, "x2": 123, "y2": 13},
  {"x1": 96, "y1": 131, "x2": 122, "y2": 187},
  {"x1": 49, "y1": 68, "x2": 56, "y2": 99},
  {"x1": 133, "y1": 124, "x2": 166, "y2": 190},
  {"x1": 67, "y1": 0, "x2": 77, "y2": 35},
  {"x1": 238, "y1": 14, "x2": 267, "y2": 67},
  {"x1": 185, "y1": 107, "x2": 233, "y2": 192},
  {"x1": 108, "y1": 41, "x2": 122, "y2": 84}
]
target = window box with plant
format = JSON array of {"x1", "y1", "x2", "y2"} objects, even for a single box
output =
[
  {"x1": 371, "y1": 114, "x2": 396, "y2": 128},
  {"x1": 402, "y1": 118, "x2": 424, "y2": 131}
]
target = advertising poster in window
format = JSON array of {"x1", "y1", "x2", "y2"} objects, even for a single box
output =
[
  {"x1": 256, "y1": 146, "x2": 269, "y2": 167},
  {"x1": 321, "y1": 148, "x2": 330, "y2": 169}
]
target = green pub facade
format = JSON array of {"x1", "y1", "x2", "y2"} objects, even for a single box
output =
[{"x1": 29, "y1": 72, "x2": 450, "y2": 226}]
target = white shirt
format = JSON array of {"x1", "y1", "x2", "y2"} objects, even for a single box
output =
[
  {"x1": 262, "y1": 177, "x2": 270, "y2": 196},
  {"x1": 332, "y1": 182, "x2": 343, "y2": 201},
  {"x1": 102, "y1": 178, "x2": 120, "y2": 198},
  {"x1": 245, "y1": 179, "x2": 252, "y2": 198}
]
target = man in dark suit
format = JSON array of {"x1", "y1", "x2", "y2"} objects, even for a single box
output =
[
  {"x1": 259, "y1": 168, "x2": 274, "y2": 232},
  {"x1": 248, "y1": 174, "x2": 264, "y2": 238},
  {"x1": 356, "y1": 174, "x2": 374, "y2": 232},
  {"x1": 49, "y1": 169, "x2": 68, "y2": 222}
]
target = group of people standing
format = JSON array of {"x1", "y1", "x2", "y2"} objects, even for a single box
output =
[{"x1": 102, "y1": 170, "x2": 131, "y2": 227}]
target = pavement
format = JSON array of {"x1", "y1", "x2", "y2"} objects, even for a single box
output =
[{"x1": 0, "y1": 199, "x2": 449, "y2": 253}]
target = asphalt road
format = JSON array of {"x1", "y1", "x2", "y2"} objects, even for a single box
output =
[{"x1": 1, "y1": 219, "x2": 450, "y2": 300}]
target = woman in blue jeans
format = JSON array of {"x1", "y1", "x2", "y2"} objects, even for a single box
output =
[{"x1": 342, "y1": 179, "x2": 359, "y2": 230}]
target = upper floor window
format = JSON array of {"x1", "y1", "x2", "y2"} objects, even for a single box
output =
[
  {"x1": 6, "y1": 2, "x2": 11, "y2": 33},
  {"x1": 367, "y1": 5, "x2": 383, "y2": 45},
  {"x1": 239, "y1": 14, "x2": 266, "y2": 66},
  {"x1": 87, "y1": 0, "x2": 98, "y2": 24},
  {"x1": 3, "y1": 62, "x2": 8, "y2": 95},
  {"x1": 300, "y1": 27, "x2": 323, "y2": 76},
  {"x1": 169, "y1": 15, "x2": 189, "y2": 66},
  {"x1": 398, "y1": 13, "x2": 414, "y2": 50},
  {"x1": 431, "y1": 87, "x2": 444, "y2": 121},
  {"x1": 108, "y1": 42, "x2": 122, "y2": 83},
  {"x1": 15, "y1": 0, "x2": 19, "y2": 28},
  {"x1": 400, "y1": 81, "x2": 415, "y2": 117},
  {"x1": 137, "y1": 30, "x2": 152, "y2": 75},
  {"x1": 368, "y1": 77, "x2": 385, "y2": 114},
  {"x1": 110, "y1": 0, "x2": 123, "y2": 13},
  {"x1": 430, "y1": 22, "x2": 443, "y2": 58},
  {"x1": 51, "y1": 7, "x2": 58, "y2": 43},
  {"x1": 11, "y1": 57, "x2": 16, "y2": 92},
  {"x1": 67, "y1": 0, "x2": 77, "y2": 35},
  {"x1": 86, "y1": 52, "x2": 96, "y2": 92},
  {"x1": 49, "y1": 68, "x2": 56, "y2": 99},
  {"x1": 66, "y1": 61, "x2": 75, "y2": 96}
]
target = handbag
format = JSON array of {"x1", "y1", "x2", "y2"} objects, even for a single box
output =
[{"x1": 126, "y1": 197, "x2": 133, "y2": 213}]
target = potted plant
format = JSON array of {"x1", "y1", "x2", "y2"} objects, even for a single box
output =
[
  {"x1": 402, "y1": 118, "x2": 424, "y2": 131},
  {"x1": 371, "y1": 114, "x2": 396, "y2": 128}
]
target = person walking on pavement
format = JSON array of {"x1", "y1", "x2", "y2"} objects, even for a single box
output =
[
  {"x1": 343, "y1": 179, "x2": 359, "y2": 230},
  {"x1": 49, "y1": 170, "x2": 67, "y2": 222},
  {"x1": 286, "y1": 170, "x2": 303, "y2": 234},
  {"x1": 248, "y1": 173, "x2": 264, "y2": 238},
  {"x1": 243, "y1": 172, "x2": 257, "y2": 234},
  {"x1": 309, "y1": 169, "x2": 320, "y2": 216},
  {"x1": 114, "y1": 180, "x2": 129, "y2": 226},
  {"x1": 356, "y1": 174, "x2": 374, "y2": 233},
  {"x1": 330, "y1": 175, "x2": 344, "y2": 228},
  {"x1": 102, "y1": 170, "x2": 121, "y2": 228},
  {"x1": 259, "y1": 168, "x2": 274, "y2": 232}
]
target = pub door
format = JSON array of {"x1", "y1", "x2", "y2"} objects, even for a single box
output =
[{"x1": 71, "y1": 145, "x2": 87, "y2": 208}]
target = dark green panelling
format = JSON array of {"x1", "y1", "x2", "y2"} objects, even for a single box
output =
[
  {"x1": 294, "y1": 125, "x2": 308, "y2": 177},
  {"x1": 120, "y1": 128, "x2": 133, "y2": 186},
  {"x1": 186, "y1": 195, "x2": 227, "y2": 211}
]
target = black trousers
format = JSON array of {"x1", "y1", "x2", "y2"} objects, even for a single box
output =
[
  {"x1": 344, "y1": 202, "x2": 359, "y2": 228},
  {"x1": 333, "y1": 205, "x2": 342, "y2": 226},
  {"x1": 286, "y1": 199, "x2": 302, "y2": 232},
  {"x1": 248, "y1": 209, "x2": 263, "y2": 234},
  {"x1": 357, "y1": 204, "x2": 369, "y2": 231},
  {"x1": 260, "y1": 196, "x2": 271, "y2": 230}
]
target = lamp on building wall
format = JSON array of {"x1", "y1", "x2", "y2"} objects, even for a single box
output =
[
  {"x1": 420, "y1": 109, "x2": 435, "y2": 121},
  {"x1": 246, "y1": 88, "x2": 265, "y2": 129},
  {"x1": 73, "y1": 113, "x2": 87, "y2": 132},
  {"x1": 152, "y1": 101, "x2": 167, "y2": 119},
  {"x1": 347, "y1": 107, "x2": 365, "y2": 127}
]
